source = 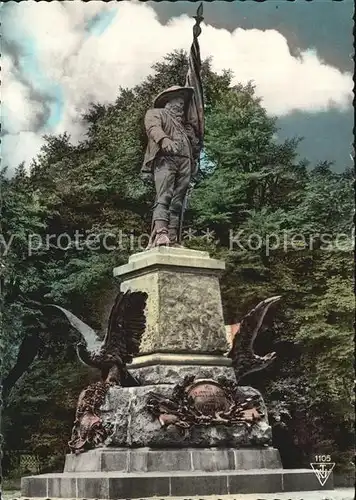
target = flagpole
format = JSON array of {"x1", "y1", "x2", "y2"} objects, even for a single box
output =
[{"x1": 179, "y1": 3, "x2": 204, "y2": 244}]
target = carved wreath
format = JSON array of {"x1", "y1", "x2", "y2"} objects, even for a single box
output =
[{"x1": 146, "y1": 375, "x2": 264, "y2": 432}]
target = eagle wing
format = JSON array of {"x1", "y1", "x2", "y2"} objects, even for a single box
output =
[
  {"x1": 103, "y1": 291, "x2": 125, "y2": 346},
  {"x1": 228, "y1": 296, "x2": 280, "y2": 363},
  {"x1": 50, "y1": 305, "x2": 102, "y2": 353},
  {"x1": 103, "y1": 290, "x2": 148, "y2": 364}
]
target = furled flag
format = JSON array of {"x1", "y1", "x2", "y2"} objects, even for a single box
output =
[
  {"x1": 185, "y1": 2, "x2": 205, "y2": 153},
  {"x1": 179, "y1": 3, "x2": 205, "y2": 243}
]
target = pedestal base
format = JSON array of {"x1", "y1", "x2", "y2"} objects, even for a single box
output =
[
  {"x1": 21, "y1": 468, "x2": 333, "y2": 498},
  {"x1": 100, "y1": 385, "x2": 271, "y2": 448}
]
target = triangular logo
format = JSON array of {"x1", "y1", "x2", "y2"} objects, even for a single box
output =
[{"x1": 310, "y1": 462, "x2": 335, "y2": 486}]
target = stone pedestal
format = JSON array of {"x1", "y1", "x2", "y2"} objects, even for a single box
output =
[
  {"x1": 21, "y1": 248, "x2": 334, "y2": 497},
  {"x1": 113, "y1": 247, "x2": 228, "y2": 356}
]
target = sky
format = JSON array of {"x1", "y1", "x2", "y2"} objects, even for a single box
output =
[{"x1": 1, "y1": 0, "x2": 354, "y2": 174}]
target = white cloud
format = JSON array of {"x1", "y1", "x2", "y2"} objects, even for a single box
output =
[
  {"x1": 1, "y1": 132, "x2": 45, "y2": 172},
  {"x1": 1, "y1": 0, "x2": 352, "y2": 173},
  {"x1": 1, "y1": 64, "x2": 43, "y2": 134}
]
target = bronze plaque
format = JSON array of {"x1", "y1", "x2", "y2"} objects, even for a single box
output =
[{"x1": 186, "y1": 379, "x2": 229, "y2": 415}]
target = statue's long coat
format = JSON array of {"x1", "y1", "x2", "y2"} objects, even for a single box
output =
[{"x1": 141, "y1": 108, "x2": 200, "y2": 177}]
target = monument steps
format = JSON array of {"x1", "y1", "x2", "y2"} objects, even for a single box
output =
[{"x1": 21, "y1": 468, "x2": 333, "y2": 498}]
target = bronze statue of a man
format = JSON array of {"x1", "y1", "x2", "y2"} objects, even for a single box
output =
[{"x1": 141, "y1": 85, "x2": 200, "y2": 247}]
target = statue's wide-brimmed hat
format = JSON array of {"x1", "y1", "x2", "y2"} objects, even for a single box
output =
[{"x1": 153, "y1": 85, "x2": 194, "y2": 108}]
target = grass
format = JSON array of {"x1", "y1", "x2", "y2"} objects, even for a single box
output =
[{"x1": 1, "y1": 490, "x2": 21, "y2": 500}]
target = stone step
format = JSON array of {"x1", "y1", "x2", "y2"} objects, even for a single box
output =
[
  {"x1": 64, "y1": 447, "x2": 282, "y2": 473},
  {"x1": 21, "y1": 468, "x2": 333, "y2": 498}
]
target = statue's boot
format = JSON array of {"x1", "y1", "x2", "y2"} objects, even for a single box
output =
[
  {"x1": 168, "y1": 227, "x2": 183, "y2": 247},
  {"x1": 148, "y1": 219, "x2": 170, "y2": 248},
  {"x1": 168, "y1": 212, "x2": 183, "y2": 247}
]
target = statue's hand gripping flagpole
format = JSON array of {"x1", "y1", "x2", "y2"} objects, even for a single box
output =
[{"x1": 179, "y1": 3, "x2": 204, "y2": 244}]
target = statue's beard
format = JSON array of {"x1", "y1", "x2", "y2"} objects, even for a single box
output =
[{"x1": 167, "y1": 105, "x2": 184, "y2": 121}]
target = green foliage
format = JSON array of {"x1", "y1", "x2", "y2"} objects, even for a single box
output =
[
  {"x1": 1, "y1": 166, "x2": 47, "y2": 378},
  {"x1": 1, "y1": 50, "x2": 353, "y2": 476}
]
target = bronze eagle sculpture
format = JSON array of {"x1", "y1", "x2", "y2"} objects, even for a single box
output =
[
  {"x1": 227, "y1": 296, "x2": 281, "y2": 383},
  {"x1": 52, "y1": 290, "x2": 148, "y2": 387}
]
